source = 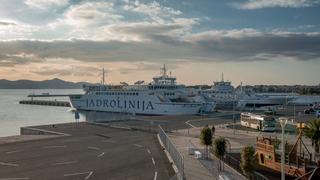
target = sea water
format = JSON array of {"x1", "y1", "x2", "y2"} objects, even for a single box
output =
[{"x1": 0, "y1": 89, "x2": 83, "y2": 137}]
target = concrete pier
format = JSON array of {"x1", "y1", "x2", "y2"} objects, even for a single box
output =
[{"x1": 19, "y1": 100, "x2": 71, "y2": 107}]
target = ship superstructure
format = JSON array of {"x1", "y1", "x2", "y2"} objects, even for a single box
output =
[
  {"x1": 201, "y1": 73, "x2": 297, "y2": 109},
  {"x1": 69, "y1": 65, "x2": 215, "y2": 115}
]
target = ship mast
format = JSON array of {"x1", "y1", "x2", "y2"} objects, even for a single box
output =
[
  {"x1": 160, "y1": 64, "x2": 168, "y2": 77},
  {"x1": 102, "y1": 68, "x2": 105, "y2": 85}
]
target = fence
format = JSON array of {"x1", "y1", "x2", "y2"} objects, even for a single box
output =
[
  {"x1": 158, "y1": 125, "x2": 184, "y2": 180},
  {"x1": 222, "y1": 153, "x2": 269, "y2": 180}
]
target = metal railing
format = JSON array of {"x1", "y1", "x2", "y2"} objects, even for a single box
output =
[{"x1": 158, "y1": 125, "x2": 184, "y2": 180}]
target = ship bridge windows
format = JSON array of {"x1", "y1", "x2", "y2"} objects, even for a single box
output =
[{"x1": 95, "y1": 91, "x2": 139, "y2": 96}]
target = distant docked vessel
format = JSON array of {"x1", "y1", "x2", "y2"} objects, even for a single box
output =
[
  {"x1": 69, "y1": 65, "x2": 215, "y2": 115},
  {"x1": 201, "y1": 73, "x2": 297, "y2": 109},
  {"x1": 201, "y1": 73, "x2": 236, "y2": 109}
]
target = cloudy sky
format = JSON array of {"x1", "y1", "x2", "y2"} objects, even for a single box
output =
[{"x1": 0, "y1": 0, "x2": 320, "y2": 85}]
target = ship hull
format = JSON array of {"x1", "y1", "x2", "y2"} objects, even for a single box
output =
[{"x1": 69, "y1": 93, "x2": 202, "y2": 115}]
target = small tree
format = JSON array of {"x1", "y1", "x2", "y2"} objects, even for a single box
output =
[
  {"x1": 304, "y1": 119, "x2": 320, "y2": 153},
  {"x1": 213, "y1": 137, "x2": 227, "y2": 171},
  {"x1": 200, "y1": 126, "x2": 212, "y2": 158},
  {"x1": 240, "y1": 145, "x2": 257, "y2": 176}
]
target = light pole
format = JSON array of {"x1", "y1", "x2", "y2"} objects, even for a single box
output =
[
  {"x1": 279, "y1": 117, "x2": 288, "y2": 180},
  {"x1": 233, "y1": 93, "x2": 235, "y2": 135}
]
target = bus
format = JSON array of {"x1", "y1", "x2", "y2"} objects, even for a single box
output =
[{"x1": 240, "y1": 112, "x2": 276, "y2": 132}]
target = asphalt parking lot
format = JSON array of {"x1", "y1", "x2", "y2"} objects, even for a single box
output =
[{"x1": 0, "y1": 123, "x2": 174, "y2": 180}]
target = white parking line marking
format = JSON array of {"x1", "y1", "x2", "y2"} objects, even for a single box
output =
[
  {"x1": 64, "y1": 171, "x2": 93, "y2": 180},
  {"x1": 64, "y1": 172, "x2": 89, "y2": 177},
  {"x1": 43, "y1": 145, "x2": 66, "y2": 149},
  {"x1": 186, "y1": 120, "x2": 197, "y2": 128},
  {"x1": 85, "y1": 171, "x2": 93, "y2": 180},
  {"x1": 154, "y1": 171, "x2": 158, "y2": 180},
  {"x1": 151, "y1": 157, "x2": 155, "y2": 165},
  {"x1": 97, "y1": 152, "x2": 105, "y2": 158},
  {"x1": 0, "y1": 178, "x2": 31, "y2": 180},
  {"x1": 0, "y1": 162, "x2": 19, "y2": 167},
  {"x1": 88, "y1": 146, "x2": 100, "y2": 150},
  {"x1": 52, "y1": 161, "x2": 77, "y2": 166},
  {"x1": 133, "y1": 144, "x2": 143, "y2": 148},
  {"x1": 147, "y1": 149, "x2": 151, "y2": 154},
  {"x1": 6, "y1": 150, "x2": 24, "y2": 154}
]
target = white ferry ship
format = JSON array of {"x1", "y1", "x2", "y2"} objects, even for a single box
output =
[
  {"x1": 69, "y1": 65, "x2": 215, "y2": 115},
  {"x1": 201, "y1": 73, "x2": 236, "y2": 109},
  {"x1": 201, "y1": 73, "x2": 297, "y2": 109}
]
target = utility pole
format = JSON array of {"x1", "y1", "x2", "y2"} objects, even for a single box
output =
[
  {"x1": 233, "y1": 92, "x2": 235, "y2": 135},
  {"x1": 280, "y1": 117, "x2": 288, "y2": 180}
]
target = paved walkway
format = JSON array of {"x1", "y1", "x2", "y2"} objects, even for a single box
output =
[{"x1": 169, "y1": 134, "x2": 246, "y2": 180}]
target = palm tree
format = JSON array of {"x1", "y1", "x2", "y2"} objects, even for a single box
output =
[
  {"x1": 304, "y1": 119, "x2": 320, "y2": 153},
  {"x1": 240, "y1": 145, "x2": 257, "y2": 177},
  {"x1": 213, "y1": 137, "x2": 227, "y2": 171},
  {"x1": 200, "y1": 125, "x2": 212, "y2": 159}
]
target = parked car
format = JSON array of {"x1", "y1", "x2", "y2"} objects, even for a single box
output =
[
  {"x1": 316, "y1": 110, "x2": 320, "y2": 118},
  {"x1": 304, "y1": 109, "x2": 310, "y2": 114},
  {"x1": 305, "y1": 108, "x2": 315, "y2": 114}
]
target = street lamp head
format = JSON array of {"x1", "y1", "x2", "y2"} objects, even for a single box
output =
[{"x1": 279, "y1": 117, "x2": 288, "y2": 127}]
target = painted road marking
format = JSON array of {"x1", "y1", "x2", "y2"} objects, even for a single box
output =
[
  {"x1": 0, "y1": 178, "x2": 31, "y2": 180},
  {"x1": 64, "y1": 171, "x2": 93, "y2": 180},
  {"x1": 151, "y1": 157, "x2": 155, "y2": 165},
  {"x1": 85, "y1": 171, "x2": 93, "y2": 180},
  {"x1": 0, "y1": 162, "x2": 19, "y2": 167},
  {"x1": 43, "y1": 145, "x2": 66, "y2": 149},
  {"x1": 154, "y1": 171, "x2": 158, "y2": 180},
  {"x1": 6, "y1": 150, "x2": 24, "y2": 154},
  {"x1": 133, "y1": 144, "x2": 143, "y2": 148},
  {"x1": 147, "y1": 149, "x2": 151, "y2": 154},
  {"x1": 185, "y1": 120, "x2": 197, "y2": 128},
  {"x1": 88, "y1": 146, "x2": 100, "y2": 150},
  {"x1": 64, "y1": 172, "x2": 89, "y2": 177},
  {"x1": 97, "y1": 152, "x2": 105, "y2": 158},
  {"x1": 52, "y1": 161, "x2": 77, "y2": 166}
]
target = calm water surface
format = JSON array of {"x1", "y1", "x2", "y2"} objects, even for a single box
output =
[{"x1": 0, "y1": 89, "x2": 83, "y2": 137}]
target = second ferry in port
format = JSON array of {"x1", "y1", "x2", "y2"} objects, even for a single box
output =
[{"x1": 69, "y1": 65, "x2": 215, "y2": 115}]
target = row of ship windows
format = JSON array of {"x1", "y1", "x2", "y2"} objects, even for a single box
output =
[
  {"x1": 149, "y1": 86, "x2": 177, "y2": 89},
  {"x1": 203, "y1": 91, "x2": 232, "y2": 94},
  {"x1": 164, "y1": 93, "x2": 175, "y2": 96},
  {"x1": 96, "y1": 92, "x2": 139, "y2": 96}
]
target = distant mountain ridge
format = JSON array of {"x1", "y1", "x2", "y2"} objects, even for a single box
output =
[{"x1": 0, "y1": 78, "x2": 95, "y2": 89}]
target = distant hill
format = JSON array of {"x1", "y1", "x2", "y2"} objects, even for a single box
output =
[{"x1": 0, "y1": 78, "x2": 95, "y2": 89}]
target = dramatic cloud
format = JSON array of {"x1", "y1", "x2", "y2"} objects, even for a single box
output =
[
  {"x1": 64, "y1": 2, "x2": 121, "y2": 27},
  {"x1": 0, "y1": 0, "x2": 319, "y2": 84},
  {"x1": 25, "y1": 0, "x2": 69, "y2": 9},
  {"x1": 123, "y1": 0, "x2": 182, "y2": 23},
  {"x1": 0, "y1": 21, "x2": 17, "y2": 26},
  {"x1": 185, "y1": 30, "x2": 320, "y2": 61},
  {"x1": 1, "y1": 29, "x2": 320, "y2": 66},
  {"x1": 233, "y1": 0, "x2": 320, "y2": 9},
  {"x1": 0, "y1": 53, "x2": 43, "y2": 67},
  {"x1": 117, "y1": 62, "x2": 178, "y2": 74}
]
